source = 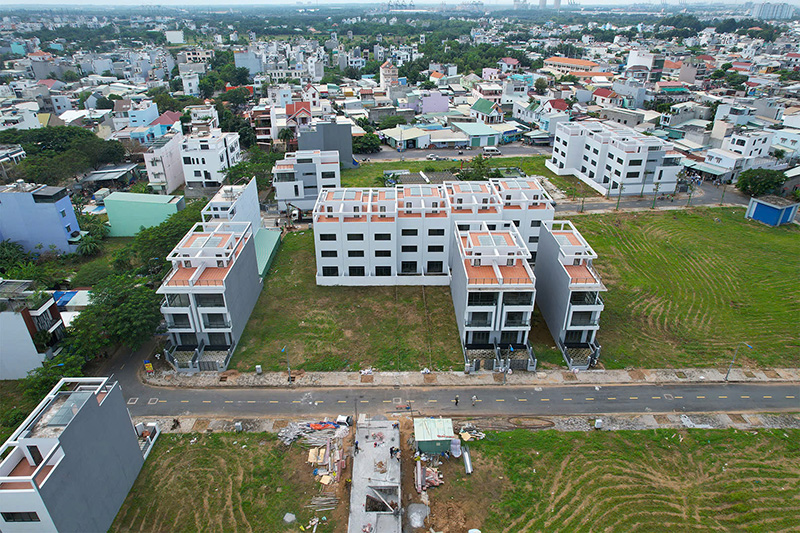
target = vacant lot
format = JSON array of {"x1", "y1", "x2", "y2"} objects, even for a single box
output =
[
  {"x1": 233, "y1": 231, "x2": 462, "y2": 372},
  {"x1": 572, "y1": 207, "x2": 800, "y2": 368},
  {"x1": 340, "y1": 154, "x2": 598, "y2": 197},
  {"x1": 430, "y1": 428, "x2": 800, "y2": 532},
  {"x1": 110, "y1": 432, "x2": 342, "y2": 533}
]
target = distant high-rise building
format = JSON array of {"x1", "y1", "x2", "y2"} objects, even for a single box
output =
[
  {"x1": 751, "y1": 2, "x2": 794, "y2": 19},
  {"x1": 539, "y1": 0, "x2": 546, "y2": 7},
  {"x1": 553, "y1": 0, "x2": 561, "y2": 8}
]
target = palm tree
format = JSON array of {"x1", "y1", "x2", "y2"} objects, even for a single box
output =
[
  {"x1": 77, "y1": 236, "x2": 102, "y2": 257},
  {"x1": 277, "y1": 128, "x2": 295, "y2": 150}
]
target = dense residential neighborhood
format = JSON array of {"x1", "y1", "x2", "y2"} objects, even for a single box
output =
[{"x1": 0, "y1": 3, "x2": 798, "y2": 532}]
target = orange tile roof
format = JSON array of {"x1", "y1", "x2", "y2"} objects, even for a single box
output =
[
  {"x1": 553, "y1": 231, "x2": 581, "y2": 246},
  {"x1": 545, "y1": 56, "x2": 599, "y2": 68},
  {"x1": 564, "y1": 264, "x2": 596, "y2": 284},
  {"x1": 166, "y1": 267, "x2": 196, "y2": 286},
  {"x1": 497, "y1": 263, "x2": 534, "y2": 285}
]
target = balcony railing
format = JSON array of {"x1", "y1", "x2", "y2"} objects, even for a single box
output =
[
  {"x1": 203, "y1": 319, "x2": 231, "y2": 329},
  {"x1": 465, "y1": 320, "x2": 492, "y2": 327},
  {"x1": 505, "y1": 319, "x2": 530, "y2": 327},
  {"x1": 570, "y1": 293, "x2": 604, "y2": 306},
  {"x1": 570, "y1": 317, "x2": 599, "y2": 327}
]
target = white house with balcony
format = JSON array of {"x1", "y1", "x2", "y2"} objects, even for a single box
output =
[
  {"x1": 547, "y1": 121, "x2": 682, "y2": 197},
  {"x1": 180, "y1": 128, "x2": 241, "y2": 194},
  {"x1": 273, "y1": 150, "x2": 341, "y2": 212},
  {"x1": 156, "y1": 221, "x2": 261, "y2": 372},
  {"x1": 534, "y1": 220, "x2": 606, "y2": 370}
]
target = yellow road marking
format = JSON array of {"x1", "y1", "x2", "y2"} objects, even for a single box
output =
[
  {"x1": 741, "y1": 395, "x2": 750, "y2": 399},
  {"x1": 181, "y1": 400, "x2": 189, "y2": 403},
  {"x1": 586, "y1": 397, "x2": 594, "y2": 401},
  {"x1": 763, "y1": 395, "x2": 772, "y2": 399},
  {"x1": 674, "y1": 396, "x2": 683, "y2": 399},
  {"x1": 339, "y1": 400, "x2": 348, "y2": 403},
  {"x1": 428, "y1": 399, "x2": 437, "y2": 403},
  {"x1": 202, "y1": 401, "x2": 211, "y2": 403},
  {"x1": 540, "y1": 398, "x2": 549, "y2": 402},
  {"x1": 518, "y1": 398, "x2": 528, "y2": 402},
  {"x1": 224, "y1": 401, "x2": 233, "y2": 403},
  {"x1": 652, "y1": 396, "x2": 661, "y2": 399},
  {"x1": 629, "y1": 396, "x2": 639, "y2": 400},
  {"x1": 563, "y1": 398, "x2": 573, "y2": 401},
  {"x1": 697, "y1": 396, "x2": 706, "y2": 399},
  {"x1": 292, "y1": 400, "x2": 301, "y2": 403},
  {"x1": 786, "y1": 395, "x2": 796, "y2": 399},
  {"x1": 496, "y1": 399, "x2": 505, "y2": 402},
  {"x1": 607, "y1": 397, "x2": 616, "y2": 400},
  {"x1": 718, "y1": 396, "x2": 728, "y2": 399},
  {"x1": 270, "y1": 401, "x2": 279, "y2": 404},
  {"x1": 360, "y1": 400, "x2": 369, "y2": 403},
  {"x1": 382, "y1": 400, "x2": 391, "y2": 403},
  {"x1": 158, "y1": 400, "x2": 167, "y2": 403},
  {"x1": 247, "y1": 401, "x2": 256, "y2": 403}
]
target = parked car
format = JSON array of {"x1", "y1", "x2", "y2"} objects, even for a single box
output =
[{"x1": 426, "y1": 154, "x2": 441, "y2": 161}]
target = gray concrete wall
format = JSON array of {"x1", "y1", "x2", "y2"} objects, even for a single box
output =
[
  {"x1": 39, "y1": 383, "x2": 144, "y2": 533},
  {"x1": 226, "y1": 235, "x2": 262, "y2": 345},
  {"x1": 299, "y1": 122, "x2": 355, "y2": 169},
  {"x1": 533, "y1": 226, "x2": 569, "y2": 344}
]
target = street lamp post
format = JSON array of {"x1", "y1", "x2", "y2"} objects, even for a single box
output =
[
  {"x1": 651, "y1": 182, "x2": 660, "y2": 209},
  {"x1": 615, "y1": 183, "x2": 624, "y2": 211},
  {"x1": 725, "y1": 342, "x2": 753, "y2": 381}
]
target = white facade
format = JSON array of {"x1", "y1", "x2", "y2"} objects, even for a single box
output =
[
  {"x1": 721, "y1": 129, "x2": 774, "y2": 159},
  {"x1": 312, "y1": 177, "x2": 554, "y2": 287},
  {"x1": 201, "y1": 177, "x2": 262, "y2": 231},
  {"x1": 0, "y1": 105, "x2": 41, "y2": 132},
  {"x1": 180, "y1": 129, "x2": 241, "y2": 190},
  {"x1": 273, "y1": 150, "x2": 341, "y2": 211},
  {"x1": 182, "y1": 72, "x2": 200, "y2": 97},
  {"x1": 144, "y1": 130, "x2": 185, "y2": 194},
  {"x1": 547, "y1": 121, "x2": 682, "y2": 196}
]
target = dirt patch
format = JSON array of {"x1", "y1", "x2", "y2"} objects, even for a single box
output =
[
  {"x1": 728, "y1": 414, "x2": 747, "y2": 424},
  {"x1": 763, "y1": 370, "x2": 780, "y2": 379},
  {"x1": 675, "y1": 371, "x2": 687, "y2": 379},
  {"x1": 562, "y1": 372, "x2": 578, "y2": 381},
  {"x1": 744, "y1": 370, "x2": 757, "y2": 378},
  {"x1": 654, "y1": 415, "x2": 671, "y2": 424},
  {"x1": 628, "y1": 369, "x2": 645, "y2": 381},
  {"x1": 272, "y1": 419, "x2": 289, "y2": 430},
  {"x1": 191, "y1": 419, "x2": 210, "y2": 432},
  {"x1": 360, "y1": 374, "x2": 374, "y2": 383},
  {"x1": 424, "y1": 374, "x2": 437, "y2": 384}
]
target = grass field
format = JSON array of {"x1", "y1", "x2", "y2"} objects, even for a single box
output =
[
  {"x1": 233, "y1": 231, "x2": 462, "y2": 372},
  {"x1": 110, "y1": 432, "x2": 342, "y2": 533},
  {"x1": 573, "y1": 207, "x2": 800, "y2": 368},
  {"x1": 0, "y1": 381, "x2": 36, "y2": 444},
  {"x1": 429, "y1": 428, "x2": 800, "y2": 532},
  {"x1": 340, "y1": 154, "x2": 598, "y2": 197}
]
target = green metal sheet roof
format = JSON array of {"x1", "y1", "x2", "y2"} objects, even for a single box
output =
[
  {"x1": 471, "y1": 97, "x2": 498, "y2": 115},
  {"x1": 414, "y1": 418, "x2": 455, "y2": 442},
  {"x1": 104, "y1": 192, "x2": 180, "y2": 204}
]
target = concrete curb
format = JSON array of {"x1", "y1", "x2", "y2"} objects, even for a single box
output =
[{"x1": 141, "y1": 367, "x2": 800, "y2": 390}]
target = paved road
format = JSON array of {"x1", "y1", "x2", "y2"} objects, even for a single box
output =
[
  {"x1": 124, "y1": 383, "x2": 799, "y2": 418},
  {"x1": 109, "y1": 346, "x2": 799, "y2": 418}
]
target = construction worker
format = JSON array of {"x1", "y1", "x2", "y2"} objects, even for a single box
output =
[
  {"x1": 471, "y1": 395, "x2": 477, "y2": 406},
  {"x1": 454, "y1": 395, "x2": 459, "y2": 406}
]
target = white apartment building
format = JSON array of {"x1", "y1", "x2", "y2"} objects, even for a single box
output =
[
  {"x1": 0, "y1": 377, "x2": 159, "y2": 533},
  {"x1": 144, "y1": 130, "x2": 185, "y2": 194},
  {"x1": 182, "y1": 72, "x2": 200, "y2": 97},
  {"x1": 0, "y1": 105, "x2": 41, "y2": 132},
  {"x1": 157, "y1": 220, "x2": 262, "y2": 372},
  {"x1": 201, "y1": 177, "x2": 262, "y2": 231},
  {"x1": 180, "y1": 128, "x2": 241, "y2": 191},
  {"x1": 547, "y1": 121, "x2": 682, "y2": 196},
  {"x1": 273, "y1": 150, "x2": 341, "y2": 211},
  {"x1": 534, "y1": 220, "x2": 606, "y2": 370},
  {"x1": 186, "y1": 104, "x2": 219, "y2": 130},
  {"x1": 721, "y1": 129, "x2": 774, "y2": 159},
  {"x1": 312, "y1": 177, "x2": 554, "y2": 287}
]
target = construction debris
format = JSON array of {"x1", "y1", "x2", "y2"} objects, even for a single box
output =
[{"x1": 458, "y1": 423, "x2": 485, "y2": 441}]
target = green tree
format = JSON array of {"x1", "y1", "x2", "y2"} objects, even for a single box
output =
[
  {"x1": 61, "y1": 70, "x2": 80, "y2": 82},
  {"x1": 352, "y1": 132, "x2": 382, "y2": 154},
  {"x1": 0, "y1": 240, "x2": 28, "y2": 273},
  {"x1": 378, "y1": 115, "x2": 407, "y2": 130},
  {"x1": 132, "y1": 200, "x2": 207, "y2": 272},
  {"x1": 773, "y1": 148, "x2": 786, "y2": 162},
  {"x1": 23, "y1": 351, "x2": 85, "y2": 402},
  {"x1": 534, "y1": 77, "x2": 548, "y2": 95},
  {"x1": 736, "y1": 168, "x2": 786, "y2": 196},
  {"x1": 76, "y1": 235, "x2": 102, "y2": 257},
  {"x1": 95, "y1": 97, "x2": 114, "y2": 110},
  {"x1": 224, "y1": 146, "x2": 280, "y2": 190},
  {"x1": 277, "y1": 127, "x2": 295, "y2": 148}
]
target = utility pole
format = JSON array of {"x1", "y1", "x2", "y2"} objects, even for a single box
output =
[
  {"x1": 720, "y1": 183, "x2": 726, "y2": 206},
  {"x1": 687, "y1": 184, "x2": 693, "y2": 207},
  {"x1": 651, "y1": 182, "x2": 660, "y2": 209},
  {"x1": 615, "y1": 183, "x2": 624, "y2": 211},
  {"x1": 725, "y1": 342, "x2": 753, "y2": 381}
]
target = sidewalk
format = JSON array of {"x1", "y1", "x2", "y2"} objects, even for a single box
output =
[{"x1": 142, "y1": 367, "x2": 800, "y2": 389}]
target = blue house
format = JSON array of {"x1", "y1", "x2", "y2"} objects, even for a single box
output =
[
  {"x1": 745, "y1": 195, "x2": 799, "y2": 227},
  {"x1": 0, "y1": 182, "x2": 83, "y2": 254}
]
